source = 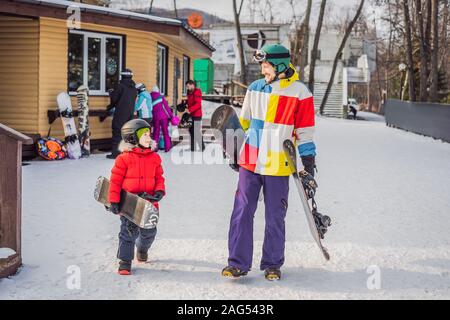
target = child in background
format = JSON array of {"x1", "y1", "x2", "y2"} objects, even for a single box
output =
[
  {"x1": 108, "y1": 119, "x2": 165, "y2": 275},
  {"x1": 150, "y1": 86, "x2": 175, "y2": 152},
  {"x1": 134, "y1": 83, "x2": 153, "y2": 126}
]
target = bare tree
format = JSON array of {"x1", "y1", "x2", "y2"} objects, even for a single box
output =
[
  {"x1": 404, "y1": 0, "x2": 417, "y2": 101},
  {"x1": 173, "y1": 0, "x2": 178, "y2": 18},
  {"x1": 430, "y1": 0, "x2": 439, "y2": 102},
  {"x1": 233, "y1": 0, "x2": 247, "y2": 85},
  {"x1": 149, "y1": 0, "x2": 154, "y2": 14},
  {"x1": 415, "y1": 0, "x2": 431, "y2": 101},
  {"x1": 296, "y1": 0, "x2": 312, "y2": 79},
  {"x1": 254, "y1": 0, "x2": 275, "y2": 24},
  {"x1": 308, "y1": 0, "x2": 327, "y2": 93},
  {"x1": 320, "y1": 0, "x2": 366, "y2": 114}
]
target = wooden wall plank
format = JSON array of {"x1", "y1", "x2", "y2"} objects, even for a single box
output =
[{"x1": 0, "y1": 15, "x2": 39, "y2": 134}]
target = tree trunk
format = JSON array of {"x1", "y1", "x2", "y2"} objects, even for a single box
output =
[
  {"x1": 404, "y1": 0, "x2": 417, "y2": 102},
  {"x1": 149, "y1": 0, "x2": 154, "y2": 14},
  {"x1": 415, "y1": 0, "x2": 430, "y2": 101},
  {"x1": 233, "y1": 0, "x2": 247, "y2": 86},
  {"x1": 430, "y1": 0, "x2": 439, "y2": 102},
  {"x1": 308, "y1": 0, "x2": 327, "y2": 93},
  {"x1": 297, "y1": 0, "x2": 313, "y2": 80},
  {"x1": 320, "y1": 0, "x2": 365, "y2": 115}
]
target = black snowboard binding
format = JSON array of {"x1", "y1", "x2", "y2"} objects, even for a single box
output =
[
  {"x1": 299, "y1": 170, "x2": 317, "y2": 199},
  {"x1": 312, "y1": 199, "x2": 331, "y2": 240},
  {"x1": 301, "y1": 171, "x2": 331, "y2": 240}
]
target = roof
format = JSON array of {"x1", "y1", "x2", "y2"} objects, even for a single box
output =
[{"x1": 7, "y1": 0, "x2": 214, "y2": 52}]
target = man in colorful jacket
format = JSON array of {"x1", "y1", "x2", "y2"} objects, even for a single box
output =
[{"x1": 222, "y1": 44, "x2": 317, "y2": 281}]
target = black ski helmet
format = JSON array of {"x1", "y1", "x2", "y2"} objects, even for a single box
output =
[
  {"x1": 121, "y1": 119, "x2": 151, "y2": 145},
  {"x1": 120, "y1": 69, "x2": 133, "y2": 79}
]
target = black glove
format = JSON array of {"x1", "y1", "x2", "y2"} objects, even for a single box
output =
[
  {"x1": 109, "y1": 202, "x2": 120, "y2": 215},
  {"x1": 301, "y1": 155, "x2": 317, "y2": 177},
  {"x1": 139, "y1": 191, "x2": 164, "y2": 202},
  {"x1": 229, "y1": 163, "x2": 240, "y2": 172},
  {"x1": 152, "y1": 190, "x2": 165, "y2": 202}
]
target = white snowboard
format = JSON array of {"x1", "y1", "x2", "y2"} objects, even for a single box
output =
[{"x1": 56, "y1": 92, "x2": 82, "y2": 159}]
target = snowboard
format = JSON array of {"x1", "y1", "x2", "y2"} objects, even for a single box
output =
[
  {"x1": 56, "y1": 92, "x2": 82, "y2": 159},
  {"x1": 283, "y1": 139, "x2": 331, "y2": 261},
  {"x1": 210, "y1": 105, "x2": 245, "y2": 166},
  {"x1": 94, "y1": 176, "x2": 159, "y2": 229},
  {"x1": 77, "y1": 85, "x2": 90, "y2": 157}
]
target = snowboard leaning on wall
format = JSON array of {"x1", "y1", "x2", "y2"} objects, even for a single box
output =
[
  {"x1": 77, "y1": 85, "x2": 90, "y2": 157},
  {"x1": 56, "y1": 92, "x2": 82, "y2": 159}
]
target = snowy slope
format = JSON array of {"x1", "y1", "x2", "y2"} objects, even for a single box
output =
[{"x1": 1, "y1": 115, "x2": 450, "y2": 299}]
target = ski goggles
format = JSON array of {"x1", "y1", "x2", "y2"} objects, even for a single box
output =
[{"x1": 253, "y1": 50, "x2": 291, "y2": 63}]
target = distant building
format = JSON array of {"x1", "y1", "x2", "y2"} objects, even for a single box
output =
[{"x1": 304, "y1": 31, "x2": 377, "y2": 118}]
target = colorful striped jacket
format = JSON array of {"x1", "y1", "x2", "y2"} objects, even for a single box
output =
[{"x1": 238, "y1": 69, "x2": 316, "y2": 176}]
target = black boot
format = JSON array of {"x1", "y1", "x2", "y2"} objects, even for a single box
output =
[
  {"x1": 264, "y1": 268, "x2": 281, "y2": 281},
  {"x1": 118, "y1": 260, "x2": 132, "y2": 275},
  {"x1": 221, "y1": 266, "x2": 248, "y2": 279},
  {"x1": 136, "y1": 250, "x2": 148, "y2": 262}
]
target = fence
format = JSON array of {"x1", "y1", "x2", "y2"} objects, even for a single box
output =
[{"x1": 384, "y1": 99, "x2": 450, "y2": 143}]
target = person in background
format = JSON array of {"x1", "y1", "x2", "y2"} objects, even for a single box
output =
[
  {"x1": 107, "y1": 69, "x2": 137, "y2": 159},
  {"x1": 185, "y1": 80, "x2": 205, "y2": 152},
  {"x1": 135, "y1": 83, "x2": 153, "y2": 126},
  {"x1": 150, "y1": 86, "x2": 174, "y2": 152}
]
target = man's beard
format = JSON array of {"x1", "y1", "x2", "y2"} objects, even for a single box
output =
[{"x1": 264, "y1": 73, "x2": 276, "y2": 83}]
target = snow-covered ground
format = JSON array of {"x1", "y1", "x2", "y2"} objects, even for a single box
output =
[{"x1": 1, "y1": 113, "x2": 450, "y2": 300}]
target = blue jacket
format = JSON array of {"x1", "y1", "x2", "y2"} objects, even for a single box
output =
[{"x1": 134, "y1": 91, "x2": 153, "y2": 119}]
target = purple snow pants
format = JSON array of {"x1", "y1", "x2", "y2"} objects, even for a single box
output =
[
  {"x1": 152, "y1": 117, "x2": 171, "y2": 152},
  {"x1": 228, "y1": 167, "x2": 289, "y2": 272}
]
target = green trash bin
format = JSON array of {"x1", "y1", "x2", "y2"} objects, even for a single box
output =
[{"x1": 193, "y1": 58, "x2": 214, "y2": 94}]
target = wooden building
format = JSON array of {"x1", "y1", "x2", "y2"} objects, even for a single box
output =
[{"x1": 0, "y1": 0, "x2": 214, "y2": 149}]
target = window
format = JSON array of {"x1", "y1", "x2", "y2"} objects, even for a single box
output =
[
  {"x1": 156, "y1": 44, "x2": 168, "y2": 96},
  {"x1": 182, "y1": 55, "x2": 190, "y2": 95},
  {"x1": 68, "y1": 30, "x2": 123, "y2": 95}
]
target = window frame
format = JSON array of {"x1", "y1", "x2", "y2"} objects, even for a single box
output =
[
  {"x1": 182, "y1": 55, "x2": 191, "y2": 96},
  {"x1": 68, "y1": 29, "x2": 123, "y2": 96},
  {"x1": 156, "y1": 43, "x2": 169, "y2": 96}
]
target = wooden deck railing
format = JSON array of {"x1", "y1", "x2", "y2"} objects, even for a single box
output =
[{"x1": 0, "y1": 122, "x2": 32, "y2": 278}]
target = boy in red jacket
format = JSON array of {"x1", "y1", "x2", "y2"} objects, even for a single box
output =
[{"x1": 108, "y1": 119, "x2": 166, "y2": 275}]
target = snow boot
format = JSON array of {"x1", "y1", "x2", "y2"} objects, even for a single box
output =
[
  {"x1": 136, "y1": 250, "x2": 148, "y2": 262},
  {"x1": 264, "y1": 268, "x2": 281, "y2": 281},
  {"x1": 118, "y1": 260, "x2": 132, "y2": 275},
  {"x1": 221, "y1": 266, "x2": 248, "y2": 279}
]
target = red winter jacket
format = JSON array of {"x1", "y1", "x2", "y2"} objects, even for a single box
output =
[
  {"x1": 108, "y1": 147, "x2": 165, "y2": 208},
  {"x1": 186, "y1": 88, "x2": 203, "y2": 118}
]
